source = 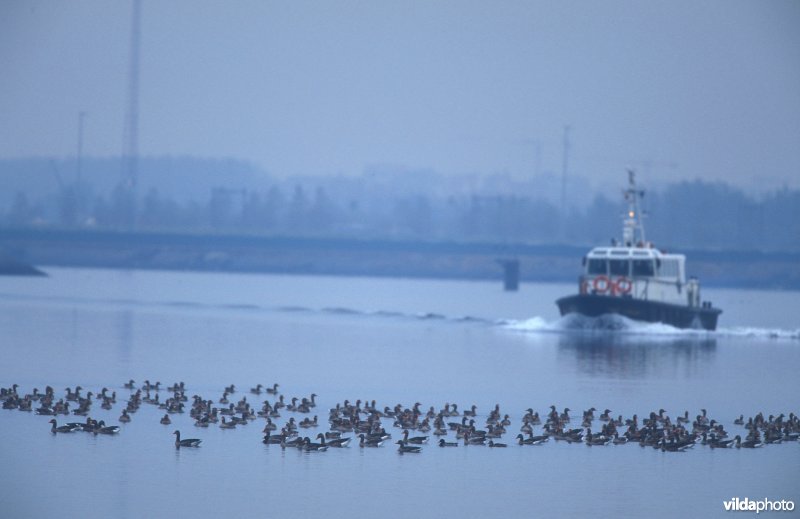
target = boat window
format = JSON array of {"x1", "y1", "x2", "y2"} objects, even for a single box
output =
[
  {"x1": 609, "y1": 259, "x2": 630, "y2": 276},
  {"x1": 659, "y1": 259, "x2": 679, "y2": 278},
  {"x1": 587, "y1": 259, "x2": 607, "y2": 275},
  {"x1": 632, "y1": 259, "x2": 655, "y2": 277}
]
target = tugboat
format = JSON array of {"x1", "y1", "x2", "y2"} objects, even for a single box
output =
[{"x1": 555, "y1": 171, "x2": 722, "y2": 331}]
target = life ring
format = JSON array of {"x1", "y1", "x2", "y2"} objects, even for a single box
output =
[
  {"x1": 615, "y1": 277, "x2": 632, "y2": 295},
  {"x1": 593, "y1": 275, "x2": 610, "y2": 294}
]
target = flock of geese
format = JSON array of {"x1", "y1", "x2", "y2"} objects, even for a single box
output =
[{"x1": 2, "y1": 380, "x2": 798, "y2": 454}]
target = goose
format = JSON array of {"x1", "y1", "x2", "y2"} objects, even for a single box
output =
[
  {"x1": 659, "y1": 438, "x2": 693, "y2": 452},
  {"x1": 65, "y1": 386, "x2": 82, "y2": 402},
  {"x1": 396, "y1": 441, "x2": 422, "y2": 453},
  {"x1": 250, "y1": 384, "x2": 263, "y2": 395},
  {"x1": 733, "y1": 415, "x2": 744, "y2": 425},
  {"x1": 463, "y1": 432, "x2": 486, "y2": 445},
  {"x1": 488, "y1": 440, "x2": 507, "y2": 448},
  {"x1": 612, "y1": 433, "x2": 628, "y2": 445},
  {"x1": 94, "y1": 421, "x2": 120, "y2": 435},
  {"x1": 438, "y1": 439, "x2": 458, "y2": 447},
  {"x1": 283, "y1": 436, "x2": 304, "y2": 448},
  {"x1": 124, "y1": 380, "x2": 135, "y2": 390},
  {"x1": 160, "y1": 414, "x2": 171, "y2": 425},
  {"x1": 418, "y1": 419, "x2": 432, "y2": 433},
  {"x1": 402, "y1": 429, "x2": 428, "y2": 444},
  {"x1": 219, "y1": 417, "x2": 236, "y2": 429},
  {"x1": 142, "y1": 381, "x2": 161, "y2": 392},
  {"x1": 585, "y1": 430, "x2": 611, "y2": 446},
  {"x1": 735, "y1": 435, "x2": 763, "y2": 449},
  {"x1": 266, "y1": 383, "x2": 280, "y2": 395},
  {"x1": 299, "y1": 416, "x2": 318, "y2": 428},
  {"x1": 286, "y1": 397, "x2": 299, "y2": 412},
  {"x1": 66, "y1": 417, "x2": 95, "y2": 432},
  {"x1": 709, "y1": 436, "x2": 735, "y2": 449},
  {"x1": 173, "y1": 430, "x2": 201, "y2": 448},
  {"x1": 49, "y1": 419, "x2": 76, "y2": 434},
  {"x1": 167, "y1": 382, "x2": 185, "y2": 392},
  {"x1": 302, "y1": 437, "x2": 328, "y2": 452},
  {"x1": 516, "y1": 433, "x2": 547, "y2": 445},
  {"x1": 119, "y1": 410, "x2": 131, "y2": 423},
  {"x1": 316, "y1": 433, "x2": 350, "y2": 448},
  {"x1": 358, "y1": 434, "x2": 384, "y2": 448},
  {"x1": 262, "y1": 431, "x2": 285, "y2": 445}
]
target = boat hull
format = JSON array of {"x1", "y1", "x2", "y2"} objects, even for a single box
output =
[{"x1": 555, "y1": 294, "x2": 721, "y2": 331}]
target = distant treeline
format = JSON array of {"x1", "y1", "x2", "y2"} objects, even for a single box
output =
[{"x1": 1, "y1": 157, "x2": 798, "y2": 252}]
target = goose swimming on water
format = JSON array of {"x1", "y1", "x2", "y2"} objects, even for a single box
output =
[
  {"x1": 173, "y1": 430, "x2": 201, "y2": 448},
  {"x1": 402, "y1": 429, "x2": 428, "y2": 444},
  {"x1": 49, "y1": 419, "x2": 76, "y2": 434},
  {"x1": 94, "y1": 421, "x2": 120, "y2": 435},
  {"x1": 359, "y1": 434, "x2": 384, "y2": 448},
  {"x1": 396, "y1": 440, "x2": 422, "y2": 453}
]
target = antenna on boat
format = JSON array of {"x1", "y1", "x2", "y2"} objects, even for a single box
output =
[{"x1": 622, "y1": 169, "x2": 646, "y2": 247}]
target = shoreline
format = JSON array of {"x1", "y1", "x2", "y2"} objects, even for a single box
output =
[{"x1": 2, "y1": 227, "x2": 798, "y2": 289}]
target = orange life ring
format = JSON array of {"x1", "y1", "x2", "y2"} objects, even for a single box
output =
[
  {"x1": 615, "y1": 277, "x2": 632, "y2": 295},
  {"x1": 593, "y1": 275, "x2": 610, "y2": 294}
]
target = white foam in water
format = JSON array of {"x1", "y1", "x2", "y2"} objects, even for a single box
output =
[
  {"x1": 718, "y1": 326, "x2": 800, "y2": 340},
  {"x1": 504, "y1": 314, "x2": 800, "y2": 340}
]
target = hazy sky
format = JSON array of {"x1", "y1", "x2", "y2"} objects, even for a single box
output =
[{"x1": 1, "y1": 0, "x2": 798, "y2": 191}]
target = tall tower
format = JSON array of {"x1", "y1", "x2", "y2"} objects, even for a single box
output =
[{"x1": 120, "y1": 0, "x2": 141, "y2": 228}]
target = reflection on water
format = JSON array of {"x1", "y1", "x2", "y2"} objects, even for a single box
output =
[
  {"x1": 557, "y1": 332, "x2": 717, "y2": 378},
  {"x1": 115, "y1": 310, "x2": 134, "y2": 364}
]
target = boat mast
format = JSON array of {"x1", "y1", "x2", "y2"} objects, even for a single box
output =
[{"x1": 622, "y1": 169, "x2": 646, "y2": 247}]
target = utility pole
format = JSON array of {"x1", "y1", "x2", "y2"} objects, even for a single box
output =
[
  {"x1": 121, "y1": 0, "x2": 141, "y2": 228},
  {"x1": 560, "y1": 125, "x2": 571, "y2": 240},
  {"x1": 122, "y1": 0, "x2": 141, "y2": 189}
]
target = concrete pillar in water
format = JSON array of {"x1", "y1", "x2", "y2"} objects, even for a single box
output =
[{"x1": 497, "y1": 259, "x2": 520, "y2": 291}]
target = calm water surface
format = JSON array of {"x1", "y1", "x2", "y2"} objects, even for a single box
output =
[{"x1": 1, "y1": 267, "x2": 798, "y2": 518}]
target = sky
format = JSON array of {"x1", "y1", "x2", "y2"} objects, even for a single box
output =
[{"x1": 1, "y1": 0, "x2": 799, "y2": 193}]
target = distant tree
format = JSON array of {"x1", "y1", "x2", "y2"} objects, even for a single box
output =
[
  {"x1": 7, "y1": 192, "x2": 33, "y2": 226},
  {"x1": 287, "y1": 185, "x2": 309, "y2": 233}
]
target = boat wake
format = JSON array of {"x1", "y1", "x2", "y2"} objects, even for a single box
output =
[
  {"x1": 503, "y1": 314, "x2": 800, "y2": 340},
  {"x1": 2, "y1": 290, "x2": 796, "y2": 340}
]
